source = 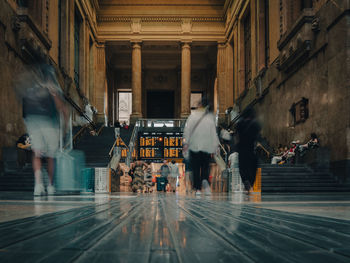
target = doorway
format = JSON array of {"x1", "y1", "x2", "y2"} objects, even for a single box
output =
[{"x1": 147, "y1": 91, "x2": 174, "y2": 118}]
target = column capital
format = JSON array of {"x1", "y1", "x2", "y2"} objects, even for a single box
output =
[
  {"x1": 131, "y1": 40, "x2": 142, "y2": 49},
  {"x1": 96, "y1": 41, "x2": 106, "y2": 48},
  {"x1": 180, "y1": 41, "x2": 192, "y2": 49},
  {"x1": 217, "y1": 41, "x2": 227, "y2": 48}
]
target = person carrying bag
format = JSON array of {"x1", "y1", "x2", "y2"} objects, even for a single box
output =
[{"x1": 183, "y1": 98, "x2": 219, "y2": 195}]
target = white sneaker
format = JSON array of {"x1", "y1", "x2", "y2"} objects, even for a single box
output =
[
  {"x1": 204, "y1": 187, "x2": 212, "y2": 196},
  {"x1": 195, "y1": 190, "x2": 201, "y2": 196},
  {"x1": 202, "y1": 180, "x2": 212, "y2": 196},
  {"x1": 34, "y1": 184, "x2": 45, "y2": 196},
  {"x1": 47, "y1": 185, "x2": 55, "y2": 195}
]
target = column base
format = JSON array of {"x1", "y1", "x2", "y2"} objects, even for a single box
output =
[
  {"x1": 95, "y1": 113, "x2": 106, "y2": 125},
  {"x1": 129, "y1": 114, "x2": 142, "y2": 125},
  {"x1": 180, "y1": 112, "x2": 190, "y2": 119}
]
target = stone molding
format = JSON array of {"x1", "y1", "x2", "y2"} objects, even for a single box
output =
[{"x1": 98, "y1": 16, "x2": 224, "y2": 23}]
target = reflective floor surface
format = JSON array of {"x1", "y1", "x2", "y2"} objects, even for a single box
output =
[{"x1": 0, "y1": 192, "x2": 350, "y2": 263}]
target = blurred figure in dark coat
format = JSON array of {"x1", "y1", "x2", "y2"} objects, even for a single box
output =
[{"x1": 236, "y1": 107, "x2": 261, "y2": 192}]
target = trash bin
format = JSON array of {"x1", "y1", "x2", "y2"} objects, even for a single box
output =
[{"x1": 156, "y1": 177, "x2": 168, "y2": 192}]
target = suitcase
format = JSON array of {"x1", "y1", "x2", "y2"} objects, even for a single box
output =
[{"x1": 156, "y1": 177, "x2": 167, "y2": 192}]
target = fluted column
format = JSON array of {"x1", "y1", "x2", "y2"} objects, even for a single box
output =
[
  {"x1": 181, "y1": 42, "x2": 191, "y2": 118},
  {"x1": 130, "y1": 41, "x2": 142, "y2": 124},
  {"x1": 217, "y1": 41, "x2": 226, "y2": 123},
  {"x1": 95, "y1": 42, "x2": 107, "y2": 123}
]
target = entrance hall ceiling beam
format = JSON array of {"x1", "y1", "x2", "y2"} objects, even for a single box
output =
[{"x1": 97, "y1": 0, "x2": 227, "y2": 42}]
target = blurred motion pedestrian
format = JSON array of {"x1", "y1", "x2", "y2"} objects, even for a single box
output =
[
  {"x1": 130, "y1": 158, "x2": 147, "y2": 193},
  {"x1": 144, "y1": 161, "x2": 153, "y2": 193},
  {"x1": 168, "y1": 160, "x2": 179, "y2": 192},
  {"x1": 14, "y1": 53, "x2": 68, "y2": 196},
  {"x1": 183, "y1": 158, "x2": 193, "y2": 193},
  {"x1": 236, "y1": 107, "x2": 261, "y2": 192},
  {"x1": 160, "y1": 159, "x2": 170, "y2": 178},
  {"x1": 183, "y1": 98, "x2": 219, "y2": 196}
]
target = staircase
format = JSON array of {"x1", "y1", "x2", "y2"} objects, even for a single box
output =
[
  {"x1": 75, "y1": 127, "x2": 116, "y2": 167},
  {"x1": 0, "y1": 164, "x2": 49, "y2": 192},
  {"x1": 261, "y1": 164, "x2": 350, "y2": 193},
  {"x1": 0, "y1": 127, "x2": 119, "y2": 192}
]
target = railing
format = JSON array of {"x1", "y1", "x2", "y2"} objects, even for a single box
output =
[
  {"x1": 64, "y1": 95, "x2": 97, "y2": 131},
  {"x1": 108, "y1": 136, "x2": 128, "y2": 157},
  {"x1": 63, "y1": 123, "x2": 88, "y2": 150},
  {"x1": 137, "y1": 118, "x2": 186, "y2": 129},
  {"x1": 126, "y1": 121, "x2": 140, "y2": 167}
]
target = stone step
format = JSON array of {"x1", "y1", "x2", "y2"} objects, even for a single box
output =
[
  {"x1": 262, "y1": 182, "x2": 338, "y2": 189},
  {"x1": 262, "y1": 186, "x2": 350, "y2": 192},
  {"x1": 262, "y1": 178, "x2": 336, "y2": 183}
]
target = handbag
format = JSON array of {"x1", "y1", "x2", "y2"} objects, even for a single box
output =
[{"x1": 214, "y1": 153, "x2": 226, "y2": 171}]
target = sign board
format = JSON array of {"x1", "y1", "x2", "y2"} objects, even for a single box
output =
[
  {"x1": 138, "y1": 131, "x2": 183, "y2": 159},
  {"x1": 95, "y1": 168, "x2": 111, "y2": 193}
]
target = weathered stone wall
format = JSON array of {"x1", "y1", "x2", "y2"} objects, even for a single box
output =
[
  {"x1": 0, "y1": 1, "x2": 27, "y2": 160},
  {"x1": 253, "y1": 1, "x2": 350, "y2": 182},
  {"x1": 0, "y1": 0, "x2": 100, "y2": 162}
]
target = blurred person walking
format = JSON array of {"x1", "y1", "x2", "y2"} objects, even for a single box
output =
[
  {"x1": 183, "y1": 158, "x2": 193, "y2": 193},
  {"x1": 168, "y1": 160, "x2": 179, "y2": 192},
  {"x1": 183, "y1": 98, "x2": 219, "y2": 195},
  {"x1": 14, "y1": 53, "x2": 68, "y2": 196},
  {"x1": 236, "y1": 108, "x2": 261, "y2": 192},
  {"x1": 130, "y1": 158, "x2": 147, "y2": 193}
]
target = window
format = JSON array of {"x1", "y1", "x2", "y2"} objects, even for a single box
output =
[
  {"x1": 74, "y1": 9, "x2": 82, "y2": 90},
  {"x1": 264, "y1": 0, "x2": 270, "y2": 66},
  {"x1": 118, "y1": 91, "x2": 132, "y2": 124},
  {"x1": 244, "y1": 11, "x2": 252, "y2": 90},
  {"x1": 58, "y1": 0, "x2": 62, "y2": 67},
  {"x1": 289, "y1": 97, "x2": 309, "y2": 126}
]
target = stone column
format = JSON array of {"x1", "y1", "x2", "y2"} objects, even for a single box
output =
[
  {"x1": 130, "y1": 41, "x2": 142, "y2": 124},
  {"x1": 95, "y1": 42, "x2": 107, "y2": 123},
  {"x1": 180, "y1": 42, "x2": 191, "y2": 118},
  {"x1": 216, "y1": 41, "x2": 227, "y2": 123}
]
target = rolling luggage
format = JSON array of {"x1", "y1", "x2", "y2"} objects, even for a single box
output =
[{"x1": 156, "y1": 177, "x2": 167, "y2": 192}]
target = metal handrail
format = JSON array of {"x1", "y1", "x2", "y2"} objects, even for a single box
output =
[
  {"x1": 256, "y1": 142, "x2": 271, "y2": 158},
  {"x1": 108, "y1": 136, "x2": 129, "y2": 157},
  {"x1": 126, "y1": 121, "x2": 140, "y2": 166},
  {"x1": 63, "y1": 123, "x2": 89, "y2": 150},
  {"x1": 137, "y1": 118, "x2": 187, "y2": 128},
  {"x1": 64, "y1": 95, "x2": 97, "y2": 131}
]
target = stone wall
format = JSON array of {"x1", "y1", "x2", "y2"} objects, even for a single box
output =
[
  {"x1": 252, "y1": 1, "x2": 350, "y2": 182},
  {"x1": 0, "y1": 0, "x2": 100, "y2": 162},
  {"x1": 0, "y1": 1, "x2": 28, "y2": 160}
]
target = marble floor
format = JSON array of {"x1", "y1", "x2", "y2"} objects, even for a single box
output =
[{"x1": 0, "y1": 192, "x2": 350, "y2": 262}]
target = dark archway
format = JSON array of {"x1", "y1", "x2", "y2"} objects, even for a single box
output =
[{"x1": 147, "y1": 91, "x2": 174, "y2": 118}]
